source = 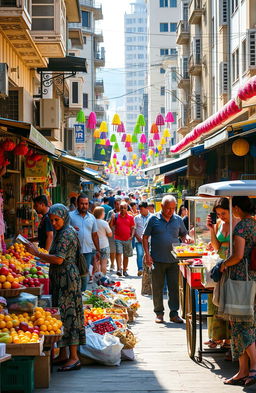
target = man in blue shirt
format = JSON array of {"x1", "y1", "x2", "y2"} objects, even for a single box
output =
[
  {"x1": 143, "y1": 195, "x2": 192, "y2": 324},
  {"x1": 70, "y1": 194, "x2": 100, "y2": 291}
]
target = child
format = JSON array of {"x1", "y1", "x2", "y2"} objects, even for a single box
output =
[{"x1": 93, "y1": 206, "x2": 112, "y2": 275}]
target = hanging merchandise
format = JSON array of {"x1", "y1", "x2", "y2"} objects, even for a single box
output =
[
  {"x1": 138, "y1": 142, "x2": 144, "y2": 150},
  {"x1": 138, "y1": 158, "x2": 143, "y2": 167},
  {"x1": 121, "y1": 134, "x2": 127, "y2": 142},
  {"x1": 163, "y1": 128, "x2": 171, "y2": 138},
  {"x1": 132, "y1": 153, "x2": 137, "y2": 160},
  {"x1": 132, "y1": 134, "x2": 138, "y2": 143},
  {"x1": 112, "y1": 113, "x2": 121, "y2": 125},
  {"x1": 133, "y1": 124, "x2": 141, "y2": 134},
  {"x1": 149, "y1": 149, "x2": 154, "y2": 156},
  {"x1": 141, "y1": 153, "x2": 146, "y2": 161},
  {"x1": 148, "y1": 139, "x2": 154, "y2": 147},
  {"x1": 95, "y1": 138, "x2": 101, "y2": 144},
  {"x1": 155, "y1": 114, "x2": 165, "y2": 126},
  {"x1": 99, "y1": 121, "x2": 108, "y2": 132},
  {"x1": 165, "y1": 112, "x2": 175, "y2": 123},
  {"x1": 113, "y1": 142, "x2": 120, "y2": 152},
  {"x1": 100, "y1": 148, "x2": 106, "y2": 155},
  {"x1": 150, "y1": 123, "x2": 159, "y2": 134},
  {"x1": 93, "y1": 129, "x2": 100, "y2": 138},
  {"x1": 110, "y1": 134, "x2": 117, "y2": 142},
  {"x1": 125, "y1": 134, "x2": 132, "y2": 143},
  {"x1": 160, "y1": 137, "x2": 166, "y2": 145},
  {"x1": 86, "y1": 112, "x2": 97, "y2": 129},
  {"x1": 100, "y1": 132, "x2": 107, "y2": 139},
  {"x1": 117, "y1": 122, "x2": 125, "y2": 133},
  {"x1": 122, "y1": 155, "x2": 127, "y2": 161},
  {"x1": 14, "y1": 141, "x2": 29, "y2": 156},
  {"x1": 2, "y1": 139, "x2": 16, "y2": 151},
  {"x1": 136, "y1": 114, "x2": 146, "y2": 127},
  {"x1": 127, "y1": 146, "x2": 133, "y2": 152},
  {"x1": 153, "y1": 133, "x2": 160, "y2": 141},
  {"x1": 105, "y1": 139, "x2": 111, "y2": 146},
  {"x1": 140, "y1": 134, "x2": 147, "y2": 144},
  {"x1": 76, "y1": 109, "x2": 86, "y2": 123},
  {"x1": 100, "y1": 139, "x2": 106, "y2": 145},
  {"x1": 158, "y1": 145, "x2": 163, "y2": 152},
  {"x1": 125, "y1": 142, "x2": 131, "y2": 148}
]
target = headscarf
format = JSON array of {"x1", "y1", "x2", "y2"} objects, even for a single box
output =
[{"x1": 49, "y1": 203, "x2": 70, "y2": 232}]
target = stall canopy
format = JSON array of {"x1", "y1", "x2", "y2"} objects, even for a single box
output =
[
  {"x1": 0, "y1": 117, "x2": 56, "y2": 155},
  {"x1": 198, "y1": 180, "x2": 256, "y2": 196}
]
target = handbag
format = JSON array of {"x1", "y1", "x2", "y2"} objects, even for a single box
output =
[{"x1": 223, "y1": 259, "x2": 256, "y2": 319}]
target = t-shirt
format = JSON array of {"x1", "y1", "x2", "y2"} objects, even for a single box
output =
[
  {"x1": 114, "y1": 213, "x2": 135, "y2": 242},
  {"x1": 108, "y1": 196, "x2": 115, "y2": 209},
  {"x1": 69, "y1": 210, "x2": 98, "y2": 253},
  {"x1": 96, "y1": 219, "x2": 112, "y2": 249},
  {"x1": 102, "y1": 204, "x2": 112, "y2": 219},
  {"x1": 38, "y1": 213, "x2": 53, "y2": 249}
]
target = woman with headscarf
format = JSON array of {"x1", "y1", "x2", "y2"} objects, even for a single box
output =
[{"x1": 26, "y1": 204, "x2": 85, "y2": 372}]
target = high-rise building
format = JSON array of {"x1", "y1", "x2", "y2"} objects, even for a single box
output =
[{"x1": 124, "y1": 0, "x2": 147, "y2": 135}]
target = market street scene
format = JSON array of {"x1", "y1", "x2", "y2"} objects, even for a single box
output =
[{"x1": 0, "y1": 0, "x2": 256, "y2": 392}]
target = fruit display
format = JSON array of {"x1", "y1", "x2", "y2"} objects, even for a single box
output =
[
  {"x1": 84, "y1": 307, "x2": 106, "y2": 325},
  {"x1": 23, "y1": 266, "x2": 48, "y2": 280},
  {"x1": 44, "y1": 307, "x2": 59, "y2": 316},
  {"x1": 173, "y1": 243, "x2": 209, "y2": 257},
  {"x1": 83, "y1": 294, "x2": 111, "y2": 308},
  {"x1": 91, "y1": 317, "x2": 117, "y2": 335},
  {"x1": 0, "y1": 264, "x2": 24, "y2": 289},
  {"x1": 7, "y1": 242, "x2": 34, "y2": 264}
]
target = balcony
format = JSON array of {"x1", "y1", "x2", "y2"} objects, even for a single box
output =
[
  {"x1": 79, "y1": 0, "x2": 103, "y2": 20},
  {"x1": 178, "y1": 70, "x2": 190, "y2": 89},
  {"x1": 176, "y1": 20, "x2": 189, "y2": 45},
  {"x1": 94, "y1": 48, "x2": 105, "y2": 67},
  {"x1": 94, "y1": 29, "x2": 103, "y2": 42},
  {"x1": 94, "y1": 79, "x2": 104, "y2": 93},
  {"x1": 189, "y1": 53, "x2": 202, "y2": 75},
  {"x1": 177, "y1": 105, "x2": 189, "y2": 136},
  {"x1": 95, "y1": 104, "x2": 104, "y2": 115},
  {"x1": 189, "y1": 96, "x2": 202, "y2": 128},
  {"x1": 189, "y1": 0, "x2": 203, "y2": 24},
  {"x1": 0, "y1": 0, "x2": 47, "y2": 67}
]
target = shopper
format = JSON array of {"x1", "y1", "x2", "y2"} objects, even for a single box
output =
[
  {"x1": 148, "y1": 202, "x2": 155, "y2": 214},
  {"x1": 134, "y1": 201, "x2": 151, "y2": 276},
  {"x1": 107, "y1": 196, "x2": 121, "y2": 271},
  {"x1": 70, "y1": 193, "x2": 100, "y2": 291},
  {"x1": 93, "y1": 206, "x2": 112, "y2": 275},
  {"x1": 178, "y1": 204, "x2": 188, "y2": 230},
  {"x1": 143, "y1": 195, "x2": 192, "y2": 324},
  {"x1": 101, "y1": 197, "x2": 112, "y2": 219},
  {"x1": 108, "y1": 190, "x2": 115, "y2": 209},
  {"x1": 26, "y1": 204, "x2": 85, "y2": 372},
  {"x1": 33, "y1": 195, "x2": 53, "y2": 251},
  {"x1": 110, "y1": 201, "x2": 135, "y2": 277},
  {"x1": 68, "y1": 196, "x2": 77, "y2": 212},
  {"x1": 219, "y1": 196, "x2": 256, "y2": 386},
  {"x1": 129, "y1": 201, "x2": 139, "y2": 217}
]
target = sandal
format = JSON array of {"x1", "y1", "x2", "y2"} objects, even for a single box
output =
[
  {"x1": 204, "y1": 339, "x2": 218, "y2": 348},
  {"x1": 58, "y1": 360, "x2": 81, "y2": 372},
  {"x1": 245, "y1": 369, "x2": 256, "y2": 386},
  {"x1": 224, "y1": 377, "x2": 246, "y2": 386}
]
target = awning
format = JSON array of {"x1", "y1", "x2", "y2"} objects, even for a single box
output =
[
  {"x1": 143, "y1": 157, "x2": 187, "y2": 177},
  {"x1": 59, "y1": 162, "x2": 106, "y2": 185},
  {"x1": 165, "y1": 165, "x2": 188, "y2": 177},
  {"x1": 37, "y1": 56, "x2": 87, "y2": 73},
  {"x1": 0, "y1": 117, "x2": 56, "y2": 155}
]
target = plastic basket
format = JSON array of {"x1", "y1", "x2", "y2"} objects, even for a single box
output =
[{"x1": 1, "y1": 356, "x2": 34, "y2": 393}]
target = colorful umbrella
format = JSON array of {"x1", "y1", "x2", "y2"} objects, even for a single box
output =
[
  {"x1": 155, "y1": 114, "x2": 165, "y2": 126},
  {"x1": 132, "y1": 134, "x2": 138, "y2": 143},
  {"x1": 133, "y1": 124, "x2": 141, "y2": 134},
  {"x1": 110, "y1": 134, "x2": 117, "y2": 142},
  {"x1": 93, "y1": 129, "x2": 100, "y2": 138},
  {"x1": 117, "y1": 122, "x2": 125, "y2": 132},
  {"x1": 121, "y1": 133, "x2": 127, "y2": 142},
  {"x1": 150, "y1": 123, "x2": 159, "y2": 134},
  {"x1": 163, "y1": 128, "x2": 171, "y2": 138},
  {"x1": 165, "y1": 112, "x2": 174, "y2": 123}
]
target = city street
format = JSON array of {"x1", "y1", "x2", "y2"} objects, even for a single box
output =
[{"x1": 37, "y1": 256, "x2": 253, "y2": 393}]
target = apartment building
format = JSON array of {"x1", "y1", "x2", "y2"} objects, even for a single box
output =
[
  {"x1": 68, "y1": 0, "x2": 105, "y2": 159},
  {"x1": 146, "y1": 0, "x2": 179, "y2": 130},
  {"x1": 124, "y1": 0, "x2": 147, "y2": 135},
  {"x1": 176, "y1": 0, "x2": 256, "y2": 141}
]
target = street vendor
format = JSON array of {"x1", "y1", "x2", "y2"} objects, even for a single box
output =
[
  {"x1": 25, "y1": 204, "x2": 85, "y2": 372},
  {"x1": 142, "y1": 195, "x2": 192, "y2": 324}
]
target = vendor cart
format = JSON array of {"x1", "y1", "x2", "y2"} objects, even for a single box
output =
[{"x1": 176, "y1": 180, "x2": 256, "y2": 362}]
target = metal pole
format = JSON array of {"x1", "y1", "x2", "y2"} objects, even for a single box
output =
[{"x1": 229, "y1": 197, "x2": 233, "y2": 256}]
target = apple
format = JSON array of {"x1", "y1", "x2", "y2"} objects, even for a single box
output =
[
  {"x1": 36, "y1": 266, "x2": 42, "y2": 271},
  {"x1": 9, "y1": 263, "x2": 16, "y2": 272},
  {"x1": 30, "y1": 267, "x2": 37, "y2": 274},
  {"x1": 11, "y1": 281, "x2": 20, "y2": 289},
  {"x1": 0, "y1": 267, "x2": 9, "y2": 276},
  {"x1": 32, "y1": 274, "x2": 38, "y2": 279},
  {"x1": 20, "y1": 322, "x2": 29, "y2": 332}
]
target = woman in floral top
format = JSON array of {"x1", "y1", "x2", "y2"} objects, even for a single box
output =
[
  {"x1": 26, "y1": 204, "x2": 85, "y2": 372},
  {"x1": 219, "y1": 196, "x2": 256, "y2": 386}
]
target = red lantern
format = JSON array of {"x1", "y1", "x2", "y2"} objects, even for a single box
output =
[
  {"x1": 31, "y1": 154, "x2": 43, "y2": 162},
  {"x1": 14, "y1": 142, "x2": 29, "y2": 156},
  {"x1": 2, "y1": 139, "x2": 16, "y2": 152}
]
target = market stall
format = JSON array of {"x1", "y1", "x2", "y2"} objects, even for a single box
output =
[{"x1": 175, "y1": 180, "x2": 256, "y2": 362}]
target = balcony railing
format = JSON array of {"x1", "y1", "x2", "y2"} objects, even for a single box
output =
[
  {"x1": 95, "y1": 80, "x2": 104, "y2": 92},
  {"x1": 189, "y1": 53, "x2": 202, "y2": 75},
  {"x1": 189, "y1": 0, "x2": 203, "y2": 24},
  {"x1": 176, "y1": 20, "x2": 189, "y2": 45},
  {"x1": 0, "y1": 0, "x2": 32, "y2": 27},
  {"x1": 95, "y1": 104, "x2": 104, "y2": 112}
]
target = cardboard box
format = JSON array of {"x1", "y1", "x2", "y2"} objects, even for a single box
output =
[
  {"x1": 6, "y1": 336, "x2": 44, "y2": 356},
  {"x1": 34, "y1": 351, "x2": 51, "y2": 388}
]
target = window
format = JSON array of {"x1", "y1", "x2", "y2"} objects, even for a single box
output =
[
  {"x1": 160, "y1": 0, "x2": 168, "y2": 7},
  {"x1": 171, "y1": 90, "x2": 177, "y2": 102},
  {"x1": 138, "y1": 80, "x2": 144, "y2": 85},
  {"x1": 139, "y1": 71, "x2": 145, "y2": 76},
  {"x1": 160, "y1": 23, "x2": 168, "y2": 32},
  {"x1": 170, "y1": 48, "x2": 177, "y2": 55},
  {"x1": 138, "y1": 27, "x2": 144, "y2": 32},
  {"x1": 126, "y1": 37, "x2": 133, "y2": 42},
  {"x1": 160, "y1": 86, "x2": 165, "y2": 95},
  {"x1": 127, "y1": 46, "x2": 133, "y2": 51},
  {"x1": 231, "y1": 0, "x2": 238, "y2": 14},
  {"x1": 127, "y1": 106, "x2": 133, "y2": 111},
  {"x1": 138, "y1": 54, "x2": 144, "y2": 59},
  {"x1": 242, "y1": 39, "x2": 247, "y2": 74},
  {"x1": 83, "y1": 36, "x2": 87, "y2": 44},
  {"x1": 160, "y1": 48, "x2": 169, "y2": 56},
  {"x1": 138, "y1": 18, "x2": 143, "y2": 23},
  {"x1": 170, "y1": 23, "x2": 177, "y2": 32},
  {"x1": 82, "y1": 11, "x2": 90, "y2": 28},
  {"x1": 83, "y1": 93, "x2": 88, "y2": 108},
  {"x1": 160, "y1": 107, "x2": 165, "y2": 114},
  {"x1": 183, "y1": 3, "x2": 188, "y2": 20},
  {"x1": 170, "y1": 0, "x2": 177, "y2": 7},
  {"x1": 232, "y1": 48, "x2": 239, "y2": 82},
  {"x1": 160, "y1": 67, "x2": 166, "y2": 74},
  {"x1": 126, "y1": 54, "x2": 133, "y2": 60},
  {"x1": 171, "y1": 67, "x2": 176, "y2": 81}
]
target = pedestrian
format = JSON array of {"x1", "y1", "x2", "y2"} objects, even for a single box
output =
[
  {"x1": 129, "y1": 201, "x2": 139, "y2": 217},
  {"x1": 101, "y1": 196, "x2": 112, "y2": 219},
  {"x1": 108, "y1": 190, "x2": 115, "y2": 209},
  {"x1": 107, "y1": 196, "x2": 121, "y2": 272},
  {"x1": 93, "y1": 206, "x2": 112, "y2": 275},
  {"x1": 68, "y1": 196, "x2": 77, "y2": 212},
  {"x1": 70, "y1": 193, "x2": 100, "y2": 291},
  {"x1": 178, "y1": 204, "x2": 189, "y2": 230},
  {"x1": 142, "y1": 195, "x2": 192, "y2": 324},
  {"x1": 148, "y1": 202, "x2": 155, "y2": 214},
  {"x1": 141, "y1": 192, "x2": 148, "y2": 202},
  {"x1": 134, "y1": 201, "x2": 151, "y2": 276},
  {"x1": 110, "y1": 201, "x2": 135, "y2": 277},
  {"x1": 25, "y1": 204, "x2": 85, "y2": 372},
  {"x1": 33, "y1": 195, "x2": 54, "y2": 251}
]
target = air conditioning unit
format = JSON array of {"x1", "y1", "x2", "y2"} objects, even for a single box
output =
[
  {"x1": 219, "y1": 0, "x2": 228, "y2": 26},
  {"x1": 247, "y1": 29, "x2": 256, "y2": 67},
  {"x1": 69, "y1": 78, "x2": 83, "y2": 109},
  {"x1": 219, "y1": 62, "x2": 228, "y2": 94},
  {"x1": 40, "y1": 98, "x2": 61, "y2": 129},
  {"x1": 0, "y1": 63, "x2": 8, "y2": 98},
  {"x1": 0, "y1": 87, "x2": 33, "y2": 122}
]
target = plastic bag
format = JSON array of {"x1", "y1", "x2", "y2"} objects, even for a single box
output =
[
  {"x1": 201, "y1": 254, "x2": 222, "y2": 288},
  {"x1": 6, "y1": 292, "x2": 38, "y2": 312},
  {"x1": 79, "y1": 328, "x2": 123, "y2": 366},
  {"x1": 121, "y1": 348, "x2": 135, "y2": 361}
]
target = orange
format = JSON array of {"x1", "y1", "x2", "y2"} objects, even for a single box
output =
[
  {"x1": 3, "y1": 281, "x2": 11, "y2": 289},
  {"x1": 2, "y1": 328, "x2": 9, "y2": 332},
  {"x1": 0, "y1": 275, "x2": 6, "y2": 283},
  {"x1": 36, "y1": 318, "x2": 45, "y2": 326},
  {"x1": 4, "y1": 315, "x2": 11, "y2": 322},
  {"x1": 25, "y1": 331, "x2": 31, "y2": 338},
  {"x1": 56, "y1": 329, "x2": 61, "y2": 335},
  {"x1": 6, "y1": 321, "x2": 13, "y2": 329},
  {"x1": 49, "y1": 330, "x2": 55, "y2": 335},
  {"x1": 47, "y1": 324, "x2": 53, "y2": 331},
  {"x1": 40, "y1": 324, "x2": 47, "y2": 331},
  {"x1": 0, "y1": 314, "x2": 5, "y2": 320},
  {"x1": 6, "y1": 274, "x2": 14, "y2": 283},
  {"x1": 23, "y1": 313, "x2": 29, "y2": 318},
  {"x1": 13, "y1": 337, "x2": 20, "y2": 344},
  {"x1": 34, "y1": 311, "x2": 42, "y2": 319},
  {"x1": 52, "y1": 323, "x2": 58, "y2": 332},
  {"x1": 0, "y1": 320, "x2": 6, "y2": 329}
]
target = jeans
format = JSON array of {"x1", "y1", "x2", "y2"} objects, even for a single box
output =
[
  {"x1": 81, "y1": 252, "x2": 93, "y2": 291},
  {"x1": 151, "y1": 262, "x2": 179, "y2": 318},
  {"x1": 135, "y1": 242, "x2": 144, "y2": 271}
]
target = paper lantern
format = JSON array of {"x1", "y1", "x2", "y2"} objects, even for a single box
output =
[
  {"x1": 160, "y1": 137, "x2": 166, "y2": 145},
  {"x1": 117, "y1": 122, "x2": 125, "y2": 132},
  {"x1": 140, "y1": 134, "x2": 147, "y2": 144},
  {"x1": 14, "y1": 142, "x2": 29, "y2": 156},
  {"x1": 106, "y1": 139, "x2": 110, "y2": 146},
  {"x1": 132, "y1": 134, "x2": 138, "y2": 143},
  {"x1": 136, "y1": 114, "x2": 146, "y2": 127},
  {"x1": 153, "y1": 133, "x2": 160, "y2": 141},
  {"x1": 93, "y1": 129, "x2": 100, "y2": 138},
  {"x1": 148, "y1": 139, "x2": 154, "y2": 147},
  {"x1": 99, "y1": 121, "x2": 108, "y2": 132},
  {"x1": 110, "y1": 134, "x2": 117, "y2": 142},
  {"x1": 76, "y1": 109, "x2": 86, "y2": 123},
  {"x1": 100, "y1": 148, "x2": 106, "y2": 155},
  {"x1": 155, "y1": 114, "x2": 165, "y2": 126},
  {"x1": 232, "y1": 139, "x2": 249, "y2": 156},
  {"x1": 86, "y1": 112, "x2": 97, "y2": 129},
  {"x1": 2, "y1": 139, "x2": 16, "y2": 151},
  {"x1": 100, "y1": 132, "x2": 107, "y2": 139},
  {"x1": 150, "y1": 123, "x2": 159, "y2": 134},
  {"x1": 113, "y1": 142, "x2": 120, "y2": 152},
  {"x1": 112, "y1": 113, "x2": 121, "y2": 125},
  {"x1": 133, "y1": 124, "x2": 141, "y2": 134},
  {"x1": 95, "y1": 138, "x2": 101, "y2": 144},
  {"x1": 163, "y1": 128, "x2": 171, "y2": 138},
  {"x1": 100, "y1": 139, "x2": 106, "y2": 145},
  {"x1": 125, "y1": 134, "x2": 132, "y2": 142},
  {"x1": 165, "y1": 112, "x2": 174, "y2": 123},
  {"x1": 132, "y1": 153, "x2": 137, "y2": 160}
]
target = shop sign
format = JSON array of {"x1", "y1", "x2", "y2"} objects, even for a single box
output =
[
  {"x1": 74, "y1": 124, "x2": 85, "y2": 143},
  {"x1": 25, "y1": 155, "x2": 48, "y2": 183},
  {"x1": 204, "y1": 130, "x2": 228, "y2": 149},
  {"x1": 29, "y1": 126, "x2": 55, "y2": 155},
  {"x1": 128, "y1": 176, "x2": 148, "y2": 188},
  {"x1": 93, "y1": 144, "x2": 112, "y2": 162}
]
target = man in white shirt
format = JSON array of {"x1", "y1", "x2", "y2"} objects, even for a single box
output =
[{"x1": 134, "y1": 201, "x2": 151, "y2": 276}]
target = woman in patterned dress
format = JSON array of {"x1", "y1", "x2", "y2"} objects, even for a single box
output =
[
  {"x1": 219, "y1": 196, "x2": 256, "y2": 386},
  {"x1": 26, "y1": 204, "x2": 85, "y2": 372}
]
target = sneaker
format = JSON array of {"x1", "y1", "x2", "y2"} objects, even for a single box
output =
[
  {"x1": 123, "y1": 271, "x2": 129, "y2": 277},
  {"x1": 170, "y1": 316, "x2": 184, "y2": 324},
  {"x1": 110, "y1": 267, "x2": 114, "y2": 272},
  {"x1": 137, "y1": 270, "x2": 143, "y2": 277},
  {"x1": 116, "y1": 270, "x2": 122, "y2": 276}
]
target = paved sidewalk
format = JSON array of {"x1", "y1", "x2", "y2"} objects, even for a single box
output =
[{"x1": 37, "y1": 257, "x2": 255, "y2": 393}]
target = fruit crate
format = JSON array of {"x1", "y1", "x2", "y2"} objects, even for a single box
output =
[
  {"x1": 0, "y1": 287, "x2": 26, "y2": 298},
  {"x1": 43, "y1": 330, "x2": 63, "y2": 348},
  {"x1": 1, "y1": 356, "x2": 34, "y2": 393},
  {"x1": 23, "y1": 284, "x2": 43, "y2": 296},
  {"x1": 6, "y1": 336, "x2": 44, "y2": 356}
]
